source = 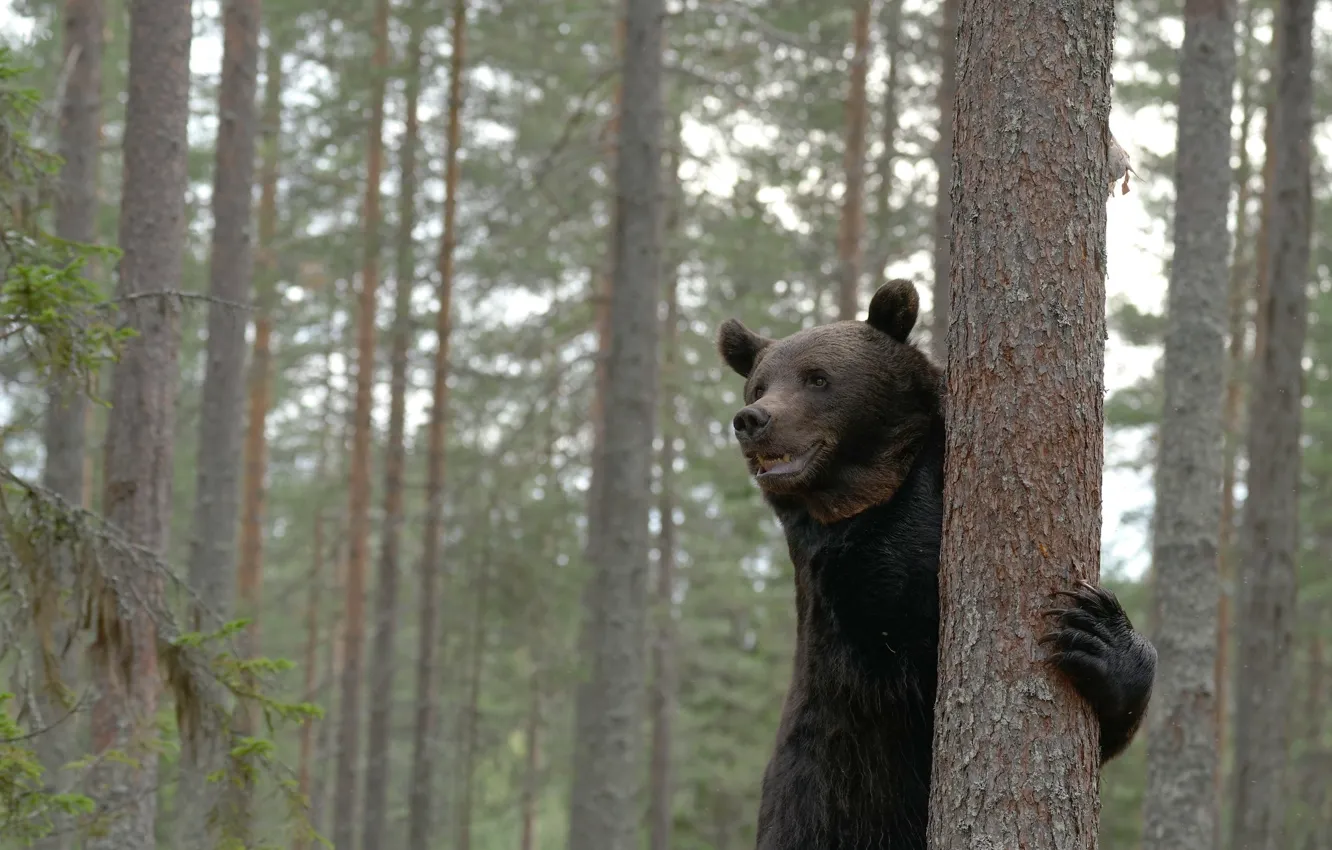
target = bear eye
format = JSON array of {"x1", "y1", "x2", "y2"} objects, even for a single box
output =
[
  {"x1": 751, "y1": 384, "x2": 766, "y2": 400},
  {"x1": 808, "y1": 375, "x2": 828, "y2": 389}
]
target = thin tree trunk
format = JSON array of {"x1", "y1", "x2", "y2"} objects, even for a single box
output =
[
  {"x1": 296, "y1": 297, "x2": 340, "y2": 850},
  {"x1": 361, "y1": 3, "x2": 425, "y2": 842},
  {"x1": 930, "y1": 0, "x2": 958, "y2": 361},
  {"x1": 35, "y1": 2, "x2": 103, "y2": 845},
  {"x1": 332, "y1": 0, "x2": 391, "y2": 839},
  {"x1": 455, "y1": 554, "x2": 490, "y2": 850},
  {"x1": 1229, "y1": 0, "x2": 1315, "y2": 844},
  {"x1": 871, "y1": 0, "x2": 903, "y2": 283},
  {"x1": 1139, "y1": 3, "x2": 1235, "y2": 849},
  {"x1": 1298, "y1": 604, "x2": 1326, "y2": 850},
  {"x1": 565, "y1": 0, "x2": 663, "y2": 844},
  {"x1": 836, "y1": 0, "x2": 871, "y2": 320},
  {"x1": 406, "y1": 2, "x2": 466, "y2": 845},
  {"x1": 179, "y1": 0, "x2": 262, "y2": 839},
  {"x1": 518, "y1": 662, "x2": 543, "y2": 850},
  {"x1": 925, "y1": 1, "x2": 1115, "y2": 848},
  {"x1": 233, "y1": 34, "x2": 281, "y2": 745},
  {"x1": 648, "y1": 118, "x2": 682, "y2": 850},
  {"x1": 86, "y1": 0, "x2": 192, "y2": 845},
  {"x1": 1215, "y1": 1, "x2": 1259, "y2": 823}
]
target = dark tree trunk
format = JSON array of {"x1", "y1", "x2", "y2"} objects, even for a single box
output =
[
  {"x1": 1139, "y1": 3, "x2": 1235, "y2": 849},
  {"x1": 926, "y1": 1, "x2": 1115, "y2": 848},
  {"x1": 361, "y1": 2, "x2": 425, "y2": 842},
  {"x1": 1229, "y1": 0, "x2": 1315, "y2": 845},
  {"x1": 35, "y1": 2, "x2": 103, "y2": 845},
  {"x1": 836, "y1": 0, "x2": 871, "y2": 320},
  {"x1": 929, "y1": 0, "x2": 958, "y2": 361},
  {"x1": 455, "y1": 555, "x2": 490, "y2": 850},
  {"x1": 86, "y1": 0, "x2": 193, "y2": 846},
  {"x1": 566, "y1": 0, "x2": 663, "y2": 845},
  {"x1": 406, "y1": 2, "x2": 466, "y2": 845}
]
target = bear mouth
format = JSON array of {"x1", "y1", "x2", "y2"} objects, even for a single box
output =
[{"x1": 752, "y1": 444, "x2": 820, "y2": 479}]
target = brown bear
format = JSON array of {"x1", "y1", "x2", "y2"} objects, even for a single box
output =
[{"x1": 717, "y1": 278, "x2": 1157, "y2": 850}]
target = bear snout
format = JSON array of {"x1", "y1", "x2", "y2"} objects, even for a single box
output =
[{"x1": 732, "y1": 405, "x2": 772, "y2": 441}]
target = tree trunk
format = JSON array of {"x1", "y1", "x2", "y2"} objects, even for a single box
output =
[
  {"x1": 332, "y1": 0, "x2": 391, "y2": 839},
  {"x1": 1139, "y1": 3, "x2": 1235, "y2": 849},
  {"x1": 406, "y1": 2, "x2": 466, "y2": 846},
  {"x1": 361, "y1": 2, "x2": 424, "y2": 842},
  {"x1": 648, "y1": 120, "x2": 682, "y2": 850},
  {"x1": 929, "y1": 0, "x2": 958, "y2": 361},
  {"x1": 835, "y1": 0, "x2": 871, "y2": 321},
  {"x1": 35, "y1": 2, "x2": 103, "y2": 845},
  {"x1": 455, "y1": 554, "x2": 490, "y2": 850},
  {"x1": 518, "y1": 662, "x2": 543, "y2": 850},
  {"x1": 926, "y1": 1, "x2": 1115, "y2": 848},
  {"x1": 569, "y1": 9, "x2": 622, "y2": 840},
  {"x1": 1297, "y1": 604, "x2": 1326, "y2": 850},
  {"x1": 179, "y1": 0, "x2": 262, "y2": 840},
  {"x1": 1229, "y1": 0, "x2": 1315, "y2": 845},
  {"x1": 1214, "y1": 4, "x2": 1258, "y2": 805},
  {"x1": 296, "y1": 296, "x2": 340, "y2": 850},
  {"x1": 871, "y1": 0, "x2": 903, "y2": 284},
  {"x1": 565, "y1": 0, "x2": 663, "y2": 844},
  {"x1": 86, "y1": 0, "x2": 192, "y2": 845}
]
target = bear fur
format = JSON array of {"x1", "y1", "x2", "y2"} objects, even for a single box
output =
[{"x1": 716, "y1": 279, "x2": 1157, "y2": 850}]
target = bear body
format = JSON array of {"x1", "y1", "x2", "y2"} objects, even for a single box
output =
[{"x1": 717, "y1": 280, "x2": 1157, "y2": 850}]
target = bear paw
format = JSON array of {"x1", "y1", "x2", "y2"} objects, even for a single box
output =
[{"x1": 1040, "y1": 580, "x2": 1157, "y2": 762}]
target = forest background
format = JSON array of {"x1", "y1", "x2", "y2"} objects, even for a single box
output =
[{"x1": 1, "y1": 0, "x2": 1331, "y2": 848}]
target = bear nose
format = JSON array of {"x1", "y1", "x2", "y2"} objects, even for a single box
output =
[{"x1": 732, "y1": 406, "x2": 771, "y2": 440}]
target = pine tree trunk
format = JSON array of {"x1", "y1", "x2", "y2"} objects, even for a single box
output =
[
  {"x1": 86, "y1": 0, "x2": 193, "y2": 845},
  {"x1": 406, "y1": 2, "x2": 466, "y2": 845},
  {"x1": 456, "y1": 555, "x2": 490, "y2": 850},
  {"x1": 648, "y1": 124, "x2": 682, "y2": 850},
  {"x1": 930, "y1": 0, "x2": 958, "y2": 360},
  {"x1": 35, "y1": 2, "x2": 103, "y2": 845},
  {"x1": 1229, "y1": 0, "x2": 1315, "y2": 845},
  {"x1": 518, "y1": 663, "x2": 543, "y2": 850},
  {"x1": 569, "y1": 11, "x2": 623, "y2": 839},
  {"x1": 179, "y1": 0, "x2": 262, "y2": 840},
  {"x1": 296, "y1": 300, "x2": 340, "y2": 850},
  {"x1": 871, "y1": 0, "x2": 903, "y2": 283},
  {"x1": 1139, "y1": 4, "x2": 1235, "y2": 849},
  {"x1": 835, "y1": 0, "x2": 871, "y2": 320},
  {"x1": 331, "y1": 0, "x2": 391, "y2": 840},
  {"x1": 233, "y1": 32, "x2": 282, "y2": 754},
  {"x1": 926, "y1": 1, "x2": 1115, "y2": 848},
  {"x1": 361, "y1": 3, "x2": 424, "y2": 842},
  {"x1": 566, "y1": 0, "x2": 663, "y2": 844}
]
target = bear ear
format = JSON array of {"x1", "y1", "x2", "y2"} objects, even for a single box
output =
[
  {"x1": 717, "y1": 318, "x2": 773, "y2": 378},
  {"x1": 866, "y1": 278, "x2": 920, "y2": 342}
]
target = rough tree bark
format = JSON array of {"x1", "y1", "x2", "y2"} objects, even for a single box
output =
[
  {"x1": 929, "y1": 0, "x2": 958, "y2": 361},
  {"x1": 35, "y1": 2, "x2": 103, "y2": 845},
  {"x1": 1139, "y1": 3, "x2": 1235, "y2": 849},
  {"x1": 836, "y1": 0, "x2": 871, "y2": 320},
  {"x1": 361, "y1": 1, "x2": 424, "y2": 842},
  {"x1": 179, "y1": 0, "x2": 262, "y2": 840},
  {"x1": 406, "y1": 1, "x2": 465, "y2": 846},
  {"x1": 1229, "y1": 0, "x2": 1315, "y2": 845},
  {"x1": 925, "y1": 1, "x2": 1115, "y2": 848},
  {"x1": 86, "y1": 0, "x2": 192, "y2": 845},
  {"x1": 331, "y1": 0, "x2": 390, "y2": 839},
  {"x1": 565, "y1": 0, "x2": 663, "y2": 844}
]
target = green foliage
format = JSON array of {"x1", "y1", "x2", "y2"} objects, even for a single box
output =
[
  {"x1": 0, "y1": 46, "x2": 128, "y2": 391},
  {"x1": 0, "y1": 693, "x2": 95, "y2": 846}
]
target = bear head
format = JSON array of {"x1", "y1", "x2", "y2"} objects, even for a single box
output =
[{"x1": 716, "y1": 279, "x2": 943, "y2": 524}]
